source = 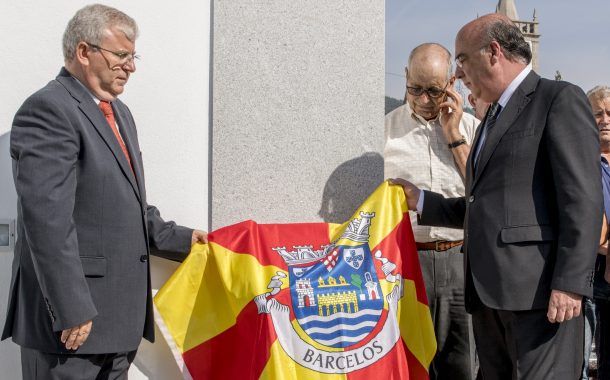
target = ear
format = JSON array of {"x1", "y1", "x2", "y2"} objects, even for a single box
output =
[
  {"x1": 489, "y1": 41, "x2": 502, "y2": 64},
  {"x1": 74, "y1": 41, "x2": 91, "y2": 66},
  {"x1": 468, "y1": 94, "x2": 476, "y2": 108}
]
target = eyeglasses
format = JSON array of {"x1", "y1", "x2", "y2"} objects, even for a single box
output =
[
  {"x1": 406, "y1": 82, "x2": 449, "y2": 99},
  {"x1": 86, "y1": 42, "x2": 140, "y2": 64}
]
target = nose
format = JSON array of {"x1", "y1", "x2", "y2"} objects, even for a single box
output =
[
  {"x1": 603, "y1": 112, "x2": 610, "y2": 125},
  {"x1": 419, "y1": 92, "x2": 431, "y2": 103},
  {"x1": 122, "y1": 59, "x2": 136, "y2": 73}
]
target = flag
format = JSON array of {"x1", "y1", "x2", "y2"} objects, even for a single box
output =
[{"x1": 154, "y1": 181, "x2": 436, "y2": 379}]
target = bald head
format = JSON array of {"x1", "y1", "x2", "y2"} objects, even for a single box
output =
[
  {"x1": 458, "y1": 14, "x2": 508, "y2": 42},
  {"x1": 458, "y1": 14, "x2": 531, "y2": 65},
  {"x1": 405, "y1": 43, "x2": 454, "y2": 120},
  {"x1": 454, "y1": 13, "x2": 530, "y2": 103},
  {"x1": 407, "y1": 43, "x2": 453, "y2": 81}
]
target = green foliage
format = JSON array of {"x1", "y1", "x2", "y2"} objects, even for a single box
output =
[
  {"x1": 351, "y1": 273, "x2": 362, "y2": 290},
  {"x1": 385, "y1": 96, "x2": 403, "y2": 115}
]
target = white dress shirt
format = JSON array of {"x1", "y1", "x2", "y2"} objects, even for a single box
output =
[{"x1": 384, "y1": 102, "x2": 479, "y2": 242}]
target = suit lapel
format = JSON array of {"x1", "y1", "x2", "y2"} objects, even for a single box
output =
[
  {"x1": 55, "y1": 69, "x2": 142, "y2": 202},
  {"x1": 466, "y1": 111, "x2": 488, "y2": 188},
  {"x1": 471, "y1": 71, "x2": 539, "y2": 189},
  {"x1": 113, "y1": 103, "x2": 146, "y2": 200}
]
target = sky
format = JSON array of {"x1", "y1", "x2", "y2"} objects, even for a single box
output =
[{"x1": 386, "y1": 0, "x2": 610, "y2": 100}]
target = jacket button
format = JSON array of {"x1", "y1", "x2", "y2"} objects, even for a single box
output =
[
  {"x1": 469, "y1": 195, "x2": 475, "y2": 203},
  {"x1": 140, "y1": 255, "x2": 148, "y2": 262}
]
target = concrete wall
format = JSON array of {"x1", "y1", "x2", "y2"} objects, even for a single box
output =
[
  {"x1": 211, "y1": 0, "x2": 385, "y2": 229},
  {"x1": 0, "y1": 1, "x2": 210, "y2": 379}
]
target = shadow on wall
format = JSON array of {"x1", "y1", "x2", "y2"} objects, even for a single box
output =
[{"x1": 318, "y1": 152, "x2": 384, "y2": 224}]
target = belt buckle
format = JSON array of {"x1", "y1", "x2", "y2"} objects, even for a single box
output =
[{"x1": 435, "y1": 241, "x2": 442, "y2": 251}]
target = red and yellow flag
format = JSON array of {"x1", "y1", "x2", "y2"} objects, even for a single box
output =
[{"x1": 154, "y1": 181, "x2": 436, "y2": 379}]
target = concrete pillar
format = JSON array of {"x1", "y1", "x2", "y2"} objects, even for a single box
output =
[{"x1": 211, "y1": 0, "x2": 385, "y2": 228}]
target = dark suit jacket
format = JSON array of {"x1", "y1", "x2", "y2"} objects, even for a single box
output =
[
  {"x1": 420, "y1": 71, "x2": 602, "y2": 311},
  {"x1": 1, "y1": 68, "x2": 193, "y2": 354}
]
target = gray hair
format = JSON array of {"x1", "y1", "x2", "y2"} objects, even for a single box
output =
[
  {"x1": 587, "y1": 85, "x2": 610, "y2": 102},
  {"x1": 407, "y1": 43, "x2": 453, "y2": 81},
  {"x1": 482, "y1": 19, "x2": 531, "y2": 65},
  {"x1": 62, "y1": 4, "x2": 138, "y2": 62}
]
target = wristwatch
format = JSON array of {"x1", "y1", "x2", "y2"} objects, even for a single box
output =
[{"x1": 448, "y1": 137, "x2": 467, "y2": 149}]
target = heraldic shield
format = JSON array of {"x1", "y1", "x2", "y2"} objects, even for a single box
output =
[{"x1": 276, "y1": 212, "x2": 385, "y2": 349}]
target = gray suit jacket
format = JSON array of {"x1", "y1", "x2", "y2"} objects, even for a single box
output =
[
  {"x1": 421, "y1": 71, "x2": 602, "y2": 311},
  {"x1": 1, "y1": 68, "x2": 193, "y2": 354}
]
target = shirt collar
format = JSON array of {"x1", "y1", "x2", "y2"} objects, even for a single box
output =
[
  {"x1": 68, "y1": 70, "x2": 111, "y2": 105},
  {"x1": 497, "y1": 65, "x2": 532, "y2": 109}
]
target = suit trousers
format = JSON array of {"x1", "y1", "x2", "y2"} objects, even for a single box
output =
[
  {"x1": 21, "y1": 346, "x2": 137, "y2": 380},
  {"x1": 418, "y1": 246, "x2": 476, "y2": 380},
  {"x1": 582, "y1": 296, "x2": 596, "y2": 380},
  {"x1": 591, "y1": 253, "x2": 610, "y2": 380},
  {"x1": 472, "y1": 302, "x2": 583, "y2": 380}
]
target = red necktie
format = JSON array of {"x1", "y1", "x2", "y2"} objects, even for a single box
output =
[{"x1": 99, "y1": 101, "x2": 134, "y2": 174}]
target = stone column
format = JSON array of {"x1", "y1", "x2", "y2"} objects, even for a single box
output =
[{"x1": 211, "y1": 0, "x2": 385, "y2": 228}]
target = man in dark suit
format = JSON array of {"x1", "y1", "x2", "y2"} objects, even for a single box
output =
[
  {"x1": 2, "y1": 4, "x2": 207, "y2": 379},
  {"x1": 392, "y1": 14, "x2": 602, "y2": 380}
]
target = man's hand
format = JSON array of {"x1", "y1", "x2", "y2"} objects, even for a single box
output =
[
  {"x1": 388, "y1": 178, "x2": 421, "y2": 211},
  {"x1": 438, "y1": 86, "x2": 470, "y2": 177},
  {"x1": 439, "y1": 86, "x2": 464, "y2": 143},
  {"x1": 547, "y1": 290, "x2": 582, "y2": 323},
  {"x1": 192, "y1": 229, "x2": 208, "y2": 245},
  {"x1": 60, "y1": 319, "x2": 92, "y2": 350}
]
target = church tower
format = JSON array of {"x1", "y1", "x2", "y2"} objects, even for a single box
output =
[{"x1": 495, "y1": 0, "x2": 540, "y2": 72}]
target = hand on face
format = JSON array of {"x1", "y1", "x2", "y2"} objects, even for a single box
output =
[
  {"x1": 439, "y1": 85, "x2": 464, "y2": 141},
  {"x1": 406, "y1": 54, "x2": 452, "y2": 121}
]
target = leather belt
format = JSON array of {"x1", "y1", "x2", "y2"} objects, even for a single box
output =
[{"x1": 416, "y1": 240, "x2": 463, "y2": 252}]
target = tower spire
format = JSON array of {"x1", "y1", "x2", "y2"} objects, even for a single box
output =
[
  {"x1": 494, "y1": 0, "x2": 540, "y2": 72},
  {"x1": 496, "y1": 0, "x2": 520, "y2": 21}
]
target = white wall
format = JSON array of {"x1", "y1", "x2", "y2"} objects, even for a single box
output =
[{"x1": 0, "y1": 2, "x2": 210, "y2": 379}]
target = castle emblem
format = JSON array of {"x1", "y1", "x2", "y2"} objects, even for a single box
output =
[{"x1": 254, "y1": 211, "x2": 405, "y2": 373}]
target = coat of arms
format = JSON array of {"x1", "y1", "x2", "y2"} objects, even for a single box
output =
[{"x1": 254, "y1": 212, "x2": 405, "y2": 373}]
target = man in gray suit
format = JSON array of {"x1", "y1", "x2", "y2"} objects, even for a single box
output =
[
  {"x1": 392, "y1": 14, "x2": 602, "y2": 379},
  {"x1": 2, "y1": 4, "x2": 207, "y2": 379}
]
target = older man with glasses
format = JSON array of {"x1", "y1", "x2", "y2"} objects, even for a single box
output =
[
  {"x1": 384, "y1": 42, "x2": 480, "y2": 380},
  {"x1": 2, "y1": 4, "x2": 207, "y2": 379}
]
